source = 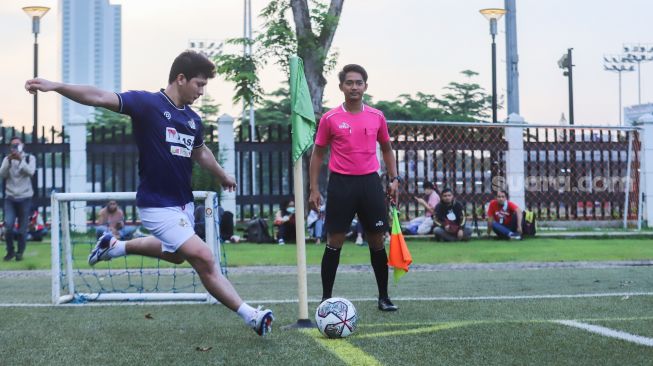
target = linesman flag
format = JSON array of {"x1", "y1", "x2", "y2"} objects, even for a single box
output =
[
  {"x1": 388, "y1": 205, "x2": 413, "y2": 282},
  {"x1": 289, "y1": 56, "x2": 316, "y2": 162}
]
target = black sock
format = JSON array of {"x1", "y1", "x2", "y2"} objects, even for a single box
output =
[
  {"x1": 369, "y1": 246, "x2": 389, "y2": 299},
  {"x1": 321, "y1": 245, "x2": 341, "y2": 299}
]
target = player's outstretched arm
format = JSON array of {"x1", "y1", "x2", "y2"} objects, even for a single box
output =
[
  {"x1": 191, "y1": 145, "x2": 236, "y2": 191},
  {"x1": 25, "y1": 78, "x2": 119, "y2": 112}
]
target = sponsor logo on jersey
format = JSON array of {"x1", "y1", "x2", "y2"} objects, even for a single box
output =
[
  {"x1": 338, "y1": 122, "x2": 350, "y2": 130},
  {"x1": 166, "y1": 127, "x2": 195, "y2": 149},
  {"x1": 375, "y1": 220, "x2": 384, "y2": 227},
  {"x1": 164, "y1": 111, "x2": 171, "y2": 120},
  {"x1": 170, "y1": 145, "x2": 192, "y2": 158},
  {"x1": 188, "y1": 119, "x2": 196, "y2": 129}
]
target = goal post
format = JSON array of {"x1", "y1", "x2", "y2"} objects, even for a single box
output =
[{"x1": 51, "y1": 191, "x2": 222, "y2": 305}]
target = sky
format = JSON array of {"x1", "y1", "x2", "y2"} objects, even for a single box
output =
[{"x1": 1, "y1": 0, "x2": 652, "y2": 132}]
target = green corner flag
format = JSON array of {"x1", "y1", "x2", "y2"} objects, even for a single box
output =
[{"x1": 289, "y1": 56, "x2": 316, "y2": 162}]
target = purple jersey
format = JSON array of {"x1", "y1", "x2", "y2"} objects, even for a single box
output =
[{"x1": 117, "y1": 90, "x2": 204, "y2": 207}]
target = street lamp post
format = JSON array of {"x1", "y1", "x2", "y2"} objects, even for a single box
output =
[
  {"x1": 558, "y1": 48, "x2": 575, "y2": 125},
  {"x1": 23, "y1": 6, "x2": 50, "y2": 141},
  {"x1": 480, "y1": 8, "x2": 506, "y2": 123},
  {"x1": 603, "y1": 55, "x2": 634, "y2": 126}
]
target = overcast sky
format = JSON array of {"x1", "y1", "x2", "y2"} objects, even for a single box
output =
[{"x1": 1, "y1": 0, "x2": 651, "y2": 131}]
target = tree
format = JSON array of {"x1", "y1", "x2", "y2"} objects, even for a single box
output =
[
  {"x1": 368, "y1": 93, "x2": 447, "y2": 121},
  {"x1": 436, "y1": 70, "x2": 493, "y2": 121},
  {"x1": 214, "y1": 0, "x2": 344, "y2": 117},
  {"x1": 90, "y1": 108, "x2": 132, "y2": 141},
  {"x1": 255, "y1": 88, "x2": 291, "y2": 126},
  {"x1": 288, "y1": 0, "x2": 343, "y2": 115},
  {"x1": 196, "y1": 94, "x2": 220, "y2": 124}
]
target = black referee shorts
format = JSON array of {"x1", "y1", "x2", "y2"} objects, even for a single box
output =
[{"x1": 325, "y1": 172, "x2": 388, "y2": 235}]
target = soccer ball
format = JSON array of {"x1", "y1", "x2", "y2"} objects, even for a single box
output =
[{"x1": 315, "y1": 297, "x2": 358, "y2": 338}]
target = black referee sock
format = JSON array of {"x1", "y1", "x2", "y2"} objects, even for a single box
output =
[
  {"x1": 321, "y1": 245, "x2": 341, "y2": 300},
  {"x1": 369, "y1": 246, "x2": 389, "y2": 299}
]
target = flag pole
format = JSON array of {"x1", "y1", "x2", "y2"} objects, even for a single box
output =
[
  {"x1": 283, "y1": 55, "x2": 315, "y2": 329},
  {"x1": 283, "y1": 160, "x2": 312, "y2": 329},
  {"x1": 292, "y1": 159, "x2": 312, "y2": 327}
]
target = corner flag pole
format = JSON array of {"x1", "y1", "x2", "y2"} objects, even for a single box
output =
[
  {"x1": 284, "y1": 55, "x2": 316, "y2": 329},
  {"x1": 292, "y1": 160, "x2": 311, "y2": 326}
]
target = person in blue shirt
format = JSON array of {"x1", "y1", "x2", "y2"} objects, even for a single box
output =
[{"x1": 24, "y1": 50, "x2": 273, "y2": 336}]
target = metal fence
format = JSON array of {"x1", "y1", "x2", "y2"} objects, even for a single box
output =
[
  {"x1": 388, "y1": 121, "x2": 641, "y2": 223},
  {"x1": 1, "y1": 120, "x2": 641, "y2": 227},
  {"x1": 234, "y1": 123, "x2": 295, "y2": 219},
  {"x1": 235, "y1": 121, "x2": 641, "y2": 225}
]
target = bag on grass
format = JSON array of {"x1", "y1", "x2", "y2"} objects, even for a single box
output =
[
  {"x1": 522, "y1": 210, "x2": 536, "y2": 237},
  {"x1": 246, "y1": 218, "x2": 273, "y2": 243}
]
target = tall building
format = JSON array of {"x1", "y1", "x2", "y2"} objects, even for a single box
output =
[{"x1": 60, "y1": 0, "x2": 121, "y2": 126}]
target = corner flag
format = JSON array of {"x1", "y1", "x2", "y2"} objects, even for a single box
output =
[
  {"x1": 289, "y1": 56, "x2": 316, "y2": 162},
  {"x1": 388, "y1": 205, "x2": 413, "y2": 282},
  {"x1": 286, "y1": 56, "x2": 316, "y2": 328}
]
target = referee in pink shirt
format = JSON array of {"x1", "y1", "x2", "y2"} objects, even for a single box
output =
[{"x1": 309, "y1": 64, "x2": 401, "y2": 312}]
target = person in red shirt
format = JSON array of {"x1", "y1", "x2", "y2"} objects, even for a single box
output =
[{"x1": 486, "y1": 190, "x2": 522, "y2": 240}]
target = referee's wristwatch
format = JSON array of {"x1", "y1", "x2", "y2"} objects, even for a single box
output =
[{"x1": 389, "y1": 176, "x2": 402, "y2": 184}]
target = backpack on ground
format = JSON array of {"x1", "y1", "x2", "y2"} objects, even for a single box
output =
[
  {"x1": 246, "y1": 218, "x2": 273, "y2": 243},
  {"x1": 220, "y1": 211, "x2": 234, "y2": 241},
  {"x1": 522, "y1": 210, "x2": 536, "y2": 237}
]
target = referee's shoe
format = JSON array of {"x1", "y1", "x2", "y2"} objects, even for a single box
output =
[{"x1": 378, "y1": 297, "x2": 398, "y2": 311}]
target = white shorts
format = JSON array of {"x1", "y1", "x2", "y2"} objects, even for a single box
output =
[{"x1": 139, "y1": 203, "x2": 195, "y2": 253}]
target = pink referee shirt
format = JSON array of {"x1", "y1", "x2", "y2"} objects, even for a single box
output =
[{"x1": 314, "y1": 104, "x2": 391, "y2": 175}]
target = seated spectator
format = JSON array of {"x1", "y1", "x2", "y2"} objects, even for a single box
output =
[
  {"x1": 307, "y1": 202, "x2": 326, "y2": 245},
  {"x1": 25, "y1": 209, "x2": 47, "y2": 241},
  {"x1": 433, "y1": 188, "x2": 472, "y2": 242},
  {"x1": 486, "y1": 190, "x2": 522, "y2": 240},
  {"x1": 7, "y1": 208, "x2": 47, "y2": 242},
  {"x1": 274, "y1": 199, "x2": 296, "y2": 245},
  {"x1": 403, "y1": 181, "x2": 440, "y2": 235},
  {"x1": 95, "y1": 200, "x2": 136, "y2": 240}
]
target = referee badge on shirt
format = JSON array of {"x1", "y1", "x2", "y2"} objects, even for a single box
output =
[{"x1": 188, "y1": 119, "x2": 196, "y2": 129}]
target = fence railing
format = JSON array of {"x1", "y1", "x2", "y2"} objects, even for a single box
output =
[
  {"x1": 0, "y1": 119, "x2": 644, "y2": 228},
  {"x1": 234, "y1": 120, "x2": 642, "y2": 225}
]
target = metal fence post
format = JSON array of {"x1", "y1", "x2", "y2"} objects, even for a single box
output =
[
  {"x1": 217, "y1": 114, "x2": 237, "y2": 215},
  {"x1": 68, "y1": 115, "x2": 87, "y2": 233},
  {"x1": 636, "y1": 113, "x2": 653, "y2": 227},
  {"x1": 505, "y1": 113, "x2": 526, "y2": 210}
]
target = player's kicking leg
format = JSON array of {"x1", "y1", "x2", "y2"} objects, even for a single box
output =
[
  {"x1": 177, "y1": 235, "x2": 273, "y2": 336},
  {"x1": 88, "y1": 233, "x2": 274, "y2": 336}
]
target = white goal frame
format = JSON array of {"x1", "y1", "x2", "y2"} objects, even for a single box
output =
[{"x1": 51, "y1": 191, "x2": 221, "y2": 305}]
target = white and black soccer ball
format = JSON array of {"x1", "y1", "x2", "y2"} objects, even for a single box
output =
[{"x1": 315, "y1": 297, "x2": 358, "y2": 338}]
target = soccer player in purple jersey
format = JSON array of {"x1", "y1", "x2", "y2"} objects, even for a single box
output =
[
  {"x1": 309, "y1": 64, "x2": 401, "y2": 311},
  {"x1": 25, "y1": 51, "x2": 273, "y2": 336}
]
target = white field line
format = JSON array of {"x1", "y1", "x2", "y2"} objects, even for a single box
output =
[
  {"x1": 554, "y1": 320, "x2": 653, "y2": 347},
  {"x1": 1, "y1": 291, "x2": 652, "y2": 307}
]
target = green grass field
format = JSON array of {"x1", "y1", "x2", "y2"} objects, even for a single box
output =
[
  {"x1": 1, "y1": 236, "x2": 652, "y2": 365},
  {"x1": 1, "y1": 236, "x2": 653, "y2": 270}
]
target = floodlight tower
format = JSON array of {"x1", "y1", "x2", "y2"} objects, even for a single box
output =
[
  {"x1": 603, "y1": 54, "x2": 635, "y2": 126},
  {"x1": 623, "y1": 43, "x2": 653, "y2": 104}
]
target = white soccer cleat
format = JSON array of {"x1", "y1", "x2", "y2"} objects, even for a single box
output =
[
  {"x1": 355, "y1": 235, "x2": 364, "y2": 246},
  {"x1": 249, "y1": 306, "x2": 274, "y2": 336},
  {"x1": 88, "y1": 233, "x2": 116, "y2": 265}
]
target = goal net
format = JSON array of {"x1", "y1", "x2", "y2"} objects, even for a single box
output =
[{"x1": 51, "y1": 191, "x2": 223, "y2": 305}]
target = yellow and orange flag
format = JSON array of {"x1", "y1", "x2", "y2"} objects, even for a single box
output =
[{"x1": 388, "y1": 205, "x2": 413, "y2": 282}]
